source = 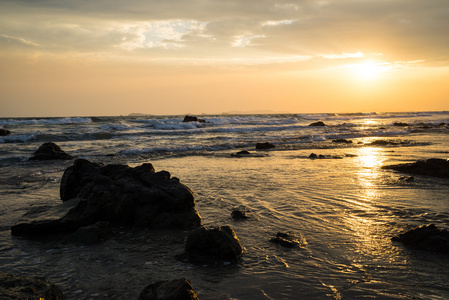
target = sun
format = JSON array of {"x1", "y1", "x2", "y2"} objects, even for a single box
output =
[{"x1": 351, "y1": 61, "x2": 387, "y2": 81}]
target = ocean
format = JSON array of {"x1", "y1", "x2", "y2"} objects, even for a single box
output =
[{"x1": 1, "y1": 112, "x2": 449, "y2": 299}]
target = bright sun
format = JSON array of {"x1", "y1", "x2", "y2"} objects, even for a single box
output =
[{"x1": 351, "y1": 61, "x2": 386, "y2": 80}]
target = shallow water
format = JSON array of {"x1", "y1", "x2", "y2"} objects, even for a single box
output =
[{"x1": 1, "y1": 112, "x2": 449, "y2": 299}]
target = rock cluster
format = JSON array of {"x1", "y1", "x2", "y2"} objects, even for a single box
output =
[
  {"x1": 11, "y1": 159, "x2": 202, "y2": 235},
  {"x1": 392, "y1": 224, "x2": 449, "y2": 254},
  {"x1": 383, "y1": 158, "x2": 449, "y2": 178},
  {"x1": 183, "y1": 115, "x2": 207, "y2": 123}
]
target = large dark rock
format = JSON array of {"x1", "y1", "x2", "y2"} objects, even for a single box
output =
[
  {"x1": 0, "y1": 128, "x2": 11, "y2": 136},
  {"x1": 309, "y1": 121, "x2": 326, "y2": 126},
  {"x1": 185, "y1": 226, "x2": 242, "y2": 260},
  {"x1": 0, "y1": 271, "x2": 63, "y2": 300},
  {"x1": 383, "y1": 158, "x2": 449, "y2": 178},
  {"x1": 11, "y1": 159, "x2": 202, "y2": 236},
  {"x1": 392, "y1": 224, "x2": 449, "y2": 254},
  {"x1": 183, "y1": 115, "x2": 206, "y2": 123},
  {"x1": 138, "y1": 278, "x2": 199, "y2": 300},
  {"x1": 256, "y1": 142, "x2": 275, "y2": 150},
  {"x1": 29, "y1": 142, "x2": 73, "y2": 160}
]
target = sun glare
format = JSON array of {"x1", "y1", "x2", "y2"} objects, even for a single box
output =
[{"x1": 351, "y1": 61, "x2": 387, "y2": 81}]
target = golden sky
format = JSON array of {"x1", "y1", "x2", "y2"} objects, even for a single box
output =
[{"x1": 1, "y1": 0, "x2": 449, "y2": 117}]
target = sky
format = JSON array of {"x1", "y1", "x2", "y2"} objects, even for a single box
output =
[{"x1": 1, "y1": 0, "x2": 449, "y2": 117}]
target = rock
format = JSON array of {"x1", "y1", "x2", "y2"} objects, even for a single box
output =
[
  {"x1": 399, "y1": 176, "x2": 414, "y2": 182},
  {"x1": 232, "y1": 150, "x2": 250, "y2": 156},
  {"x1": 392, "y1": 224, "x2": 449, "y2": 254},
  {"x1": 270, "y1": 232, "x2": 307, "y2": 248},
  {"x1": 308, "y1": 121, "x2": 326, "y2": 126},
  {"x1": 183, "y1": 115, "x2": 206, "y2": 123},
  {"x1": 11, "y1": 159, "x2": 202, "y2": 236},
  {"x1": 29, "y1": 142, "x2": 73, "y2": 160},
  {"x1": 185, "y1": 226, "x2": 242, "y2": 260},
  {"x1": 67, "y1": 221, "x2": 112, "y2": 244},
  {"x1": 393, "y1": 122, "x2": 409, "y2": 126},
  {"x1": 231, "y1": 207, "x2": 249, "y2": 220},
  {"x1": 383, "y1": 158, "x2": 449, "y2": 178},
  {"x1": 256, "y1": 142, "x2": 275, "y2": 150},
  {"x1": 138, "y1": 278, "x2": 199, "y2": 300},
  {"x1": 332, "y1": 138, "x2": 353, "y2": 144},
  {"x1": 0, "y1": 271, "x2": 63, "y2": 300},
  {"x1": 0, "y1": 128, "x2": 11, "y2": 136},
  {"x1": 309, "y1": 153, "x2": 326, "y2": 159}
]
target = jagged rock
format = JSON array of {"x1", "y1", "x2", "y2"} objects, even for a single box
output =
[
  {"x1": 183, "y1": 115, "x2": 206, "y2": 123},
  {"x1": 383, "y1": 158, "x2": 449, "y2": 178},
  {"x1": 332, "y1": 138, "x2": 353, "y2": 144},
  {"x1": 185, "y1": 226, "x2": 242, "y2": 260},
  {"x1": 270, "y1": 232, "x2": 307, "y2": 248},
  {"x1": 11, "y1": 159, "x2": 202, "y2": 236},
  {"x1": 138, "y1": 278, "x2": 199, "y2": 300},
  {"x1": 0, "y1": 128, "x2": 11, "y2": 136},
  {"x1": 0, "y1": 271, "x2": 63, "y2": 300},
  {"x1": 309, "y1": 121, "x2": 326, "y2": 126},
  {"x1": 256, "y1": 142, "x2": 275, "y2": 150},
  {"x1": 29, "y1": 142, "x2": 73, "y2": 160},
  {"x1": 392, "y1": 224, "x2": 449, "y2": 254}
]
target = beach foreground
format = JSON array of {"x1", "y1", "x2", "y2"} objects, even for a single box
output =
[{"x1": 1, "y1": 112, "x2": 449, "y2": 299}]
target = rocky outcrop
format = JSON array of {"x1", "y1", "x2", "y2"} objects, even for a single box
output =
[
  {"x1": 383, "y1": 158, "x2": 449, "y2": 178},
  {"x1": 11, "y1": 159, "x2": 202, "y2": 236},
  {"x1": 256, "y1": 142, "x2": 275, "y2": 150},
  {"x1": 0, "y1": 128, "x2": 11, "y2": 136},
  {"x1": 309, "y1": 121, "x2": 326, "y2": 126},
  {"x1": 138, "y1": 278, "x2": 199, "y2": 300},
  {"x1": 0, "y1": 271, "x2": 63, "y2": 300},
  {"x1": 270, "y1": 232, "x2": 307, "y2": 248},
  {"x1": 29, "y1": 142, "x2": 73, "y2": 160},
  {"x1": 184, "y1": 226, "x2": 242, "y2": 261},
  {"x1": 392, "y1": 224, "x2": 449, "y2": 254},
  {"x1": 183, "y1": 115, "x2": 206, "y2": 123}
]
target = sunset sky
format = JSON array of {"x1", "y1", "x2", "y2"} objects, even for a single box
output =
[{"x1": 1, "y1": 0, "x2": 449, "y2": 117}]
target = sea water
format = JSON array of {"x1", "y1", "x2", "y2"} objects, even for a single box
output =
[{"x1": 1, "y1": 112, "x2": 449, "y2": 299}]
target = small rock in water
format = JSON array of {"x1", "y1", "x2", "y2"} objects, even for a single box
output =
[
  {"x1": 231, "y1": 207, "x2": 250, "y2": 220},
  {"x1": 29, "y1": 142, "x2": 73, "y2": 161},
  {"x1": 392, "y1": 224, "x2": 449, "y2": 254},
  {"x1": 256, "y1": 142, "x2": 276, "y2": 150},
  {"x1": 270, "y1": 232, "x2": 307, "y2": 248},
  {"x1": 138, "y1": 278, "x2": 199, "y2": 300},
  {"x1": 308, "y1": 121, "x2": 326, "y2": 126}
]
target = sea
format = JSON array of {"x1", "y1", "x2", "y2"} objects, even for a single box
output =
[{"x1": 1, "y1": 111, "x2": 449, "y2": 299}]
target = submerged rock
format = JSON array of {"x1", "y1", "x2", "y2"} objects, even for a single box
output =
[
  {"x1": 0, "y1": 128, "x2": 11, "y2": 136},
  {"x1": 67, "y1": 221, "x2": 112, "y2": 244},
  {"x1": 270, "y1": 232, "x2": 307, "y2": 248},
  {"x1": 183, "y1": 115, "x2": 206, "y2": 123},
  {"x1": 383, "y1": 158, "x2": 449, "y2": 179},
  {"x1": 308, "y1": 121, "x2": 326, "y2": 126},
  {"x1": 0, "y1": 271, "x2": 63, "y2": 300},
  {"x1": 392, "y1": 224, "x2": 449, "y2": 254},
  {"x1": 231, "y1": 207, "x2": 250, "y2": 220},
  {"x1": 332, "y1": 138, "x2": 353, "y2": 144},
  {"x1": 185, "y1": 226, "x2": 242, "y2": 261},
  {"x1": 11, "y1": 159, "x2": 202, "y2": 236},
  {"x1": 256, "y1": 142, "x2": 276, "y2": 150},
  {"x1": 138, "y1": 278, "x2": 199, "y2": 300},
  {"x1": 29, "y1": 142, "x2": 73, "y2": 160},
  {"x1": 393, "y1": 122, "x2": 409, "y2": 126}
]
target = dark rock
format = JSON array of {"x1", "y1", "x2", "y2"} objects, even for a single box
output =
[
  {"x1": 185, "y1": 226, "x2": 242, "y2": 260},
  {"x1": 270, "y1": 232, "x2": 307, "y2": 248},
  {"x1": 138, "y1": 278, "x2": 199, "y2": 300},
  {"x1": 332, "y1": 138, "x2": 353, "y2": 144},
  {"x1": 0, "y1": 128, "x2": 11, "y2": 136},
  {"x1": 11, "y1": 159, "x2": 202, "y2": 236},
  {"x1": 399, "y1": 176, "x2": 414, "y2": 182},
  {"x1": 0, "y1": 271, "x2": 63, "y2": 300},
  {"x1": 183, "y1": 115, "x2": 206, "y2": 123},
  {"x1": 231, "y1": 207, "x2": 249, "y2": 220},
  {"x1": 256, "y1": 142, "x2": 275, "y2": 150},
  {"x1": 383, "y1": 158, "x2": 449, "y2": 178},
  {"x1": 67, "y1": 221, "x2": 112, "y2": 244},
  {"x1": 308, "y1": 121, "x2": 326, "y2": 126},
  {"x1": 309, "y1": 153, "x2": 318, "y2": 159},
  {"x1": 392, "y1": 224, "x2": 449, "y2": 254},
  {"x1": 29, "y1": 142, "x2": 73, "y2": 160},
  {"x1": 438, "y1": 123, "x2": 447, "y2": 126},
  {"x1": 393, "y1": 122, "x2": 409, "y2": 126}
]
